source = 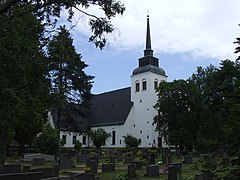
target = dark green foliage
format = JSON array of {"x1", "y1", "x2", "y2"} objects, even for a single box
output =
[
  {"x1": 0, "y1": 0, "x2": 125, "y2": 49},
  {"x1": 123, "y1": 134, "x2": 140, "y2": 148},
  {"x1": 154, "y1": 60, "x2": 240, "y2": 154},
  {"x1": 47, "y1": 26, "x2": 93, "y2": 129},
  {"x1": 0, "y1": 4, "x2": 51, "y2": 168},
  {"x1": 115, "y1": 173, "x2": 128, "y2": 180},
  {"x1": 153, "y1": 79, "x2": 201, "y2": 151},
  {"x1": 90, "y1": 128, "x2": 111, "y2": 150},
  {"x1": 32, "y1": 123, "x2": 61, "y2": 156},
  {"x1": 74, "y1": 140, "x2": 82, "y2": 152}
]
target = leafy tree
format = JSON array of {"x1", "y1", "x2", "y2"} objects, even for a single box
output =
[
  {"x1": 90, "y1": 128, "x2": 111, "y2": 150},
  {"x1": 123, "y1": 134, "x2": 140, "y2": 148},
  {"x1": 153, "y1": 80, "x2": 201, "y2": 152},
  {"x1": 32, "y1": 123, "x2": 62, "y2": 156},
  {"x1": 47, "y1": 26, "x2": 94, "y2": 128},
  {"x1": 0, "y1": 0, "x2": 125, "y2": 49},
  {"x1": 234, "y1": 24, "x2": 240, "y2": 61},
  {"x1": 74, "y1": 140, "x2": 82, "y2": 152},
  {"x1": 0, "y1": 5, "x2": 50, "y2": 169}
]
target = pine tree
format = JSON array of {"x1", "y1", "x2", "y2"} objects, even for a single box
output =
[{"x1": 47, "y1": 26, "x2": 94, "y2": 128}]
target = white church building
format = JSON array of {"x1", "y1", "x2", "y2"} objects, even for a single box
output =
[{"x1": 49, "y1": 16, "x2": 168, "y2": 148}]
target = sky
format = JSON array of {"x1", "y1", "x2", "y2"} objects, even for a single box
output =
[{"x1": 63, "y1": 0, "x2": 240, "y2": 94}]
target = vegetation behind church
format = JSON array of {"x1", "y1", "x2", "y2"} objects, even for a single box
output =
[{"x1": 0, "y1": 0, "x2": 125, "y2": 169}]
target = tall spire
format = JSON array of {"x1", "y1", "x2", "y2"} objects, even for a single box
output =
[{"x1": 144, "y1": 15, "x2": 153, "y2": 57}]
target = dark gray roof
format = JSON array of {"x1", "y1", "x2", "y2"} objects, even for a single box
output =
[
  {"x1": 90, "y1": 87, "x2": 133, "y2": 127},
  {"x1": 51, "y1": 104, "x2": 89, "y2": 132}
]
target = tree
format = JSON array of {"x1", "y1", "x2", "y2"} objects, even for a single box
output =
[
  {"x1": 234, "y1": 24, "x2": 240, "y2": 60},
  {"x1": 32, "y1": 123, "x2": 62, "y2": 156},
  {"x1": 90, "y1": 128, "x2": 111, "y2": 150},
  {"x1": 0, "y1": 0, "x2": 125, "y2": 49},
  {"x1": 0, "y1": 4, "x2": 50, "y2": 169},
  {"x1": 47, "y1": 26, "x2": 94, "y2": 129},
  {"x1": 153, "y1": 80, "x2": 202, "y2": 152},
  {"x1": 123, "y1": 134, "x2": 140, "y2": 148}
]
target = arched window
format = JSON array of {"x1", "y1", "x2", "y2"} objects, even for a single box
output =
[
  {"x1": 142, "y1": 79, "x2": 147, "y2": 90},
  {"x1": 154, "y1": 79, "x2": 158, "y2": 90},
  {"x1": 135, "y1": 80, "x2": 140, "y2": 92}
]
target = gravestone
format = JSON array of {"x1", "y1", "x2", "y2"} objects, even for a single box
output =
[
  {"x1": 77, "y1": 153, "x2": 90, "y2": 163},
  {"x1": 59, "y1": 158, "x2": 73, "y2": 169},
  {"x1": 102, "y1": 163, "x2": 115, "y2": 172},
  {"x1": 146, "y1": 165, "x2": 159, "y2": 177},
  {"x1": 169, "y1": 162, "x2": 182, "y2": 178},
  {"x1": 33, "y1": 158, "x2": 45, "y2": 166},
  {"x1": 0, "y1": 172, "x2": 44, "y2": 180},
  {"x1": 0, "y1": 164, "x2": 21, "y2": 174},
  {"x1": 183, "y1": 156, "x2": 193, "y2": 164},
  {"x1": 88, "y1": 160, "x2": 98, "y2": 174},
  {"x1": 86, "y1": 156, "x2": 99, "y2": 167},
  {"x1": 24, "y1": 153, "x2": 54, "y2": 162},
  {"x1": 195, "y1": 172, "x2": 204, "y2": 180},
  {"x1": 128, "y1": 163, "x2": 136, "y2": 179},
  {"x1": 168, "y1": 165, "x2": 178, "y2": 180}
]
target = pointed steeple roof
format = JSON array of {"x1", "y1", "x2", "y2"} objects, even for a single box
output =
[
  {"x1": 132, "y1": 15, "x2": 167, "y2": 77},
  {"x1": 144, "y1": 15, "x2": 153, "y2": 56}
]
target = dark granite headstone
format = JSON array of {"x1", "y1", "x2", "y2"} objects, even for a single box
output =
[
  {"x1": 146, "y1": 165, "x2": 159, "y2": 177},
  {"x1": 88, "y1": 160, "x2": 98, "y2": 174},
  {"x1": 128, "y1": 163, "x2": 136, "y2": 179},
  {"x1": 0, "y1": 164, "x2": 21, "y2": 174},
  {"x1": 195, "y1": 172, "x2": 204, "y2": 180},
  {"x1": 169, "y1": 162, "x2": 182, "y2": 175},
  {"x1": 77, "y1": 153, "x2": 90, "y2": 163},
  {"x1": 0, "y1": 172, "x2": 43, "y2": 180},
  {"x1": 86, "y1": 157, "x2": 98, "y2": 167},
  {"x1": 102, "y1": 163, "x2": 115, "y2": 172},
  {"x1": 168, "y1": 165, "x2": 178, "y2": 180},
  {"x1": 183, "y1": 156, "x2": 193, "y2": 164},
  {"x1": 59, "y1": 158, "x2": 73, "y2": 169}
]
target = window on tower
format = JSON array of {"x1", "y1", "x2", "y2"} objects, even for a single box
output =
[
  {"x1": 142, "y1": 79, "x2": 147, "y2": 90},
  {"x1": 135, "y1": 81, "x2": 140, "y2": 92}
]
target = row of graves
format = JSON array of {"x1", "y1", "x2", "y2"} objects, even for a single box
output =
[{"x1": 0, "y1": 147, "x2": 237, "y2": 180}]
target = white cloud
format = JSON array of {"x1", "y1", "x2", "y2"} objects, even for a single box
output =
[{"x1": 71, "y1": 0, "x2": 240, "y2": 61}]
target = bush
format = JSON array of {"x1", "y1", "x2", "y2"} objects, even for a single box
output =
[
  {"x1": 123, "y1": 134, "x2": 140, "y2": 148},
  {"x1": 32, "y1": 123, "x2": 61, "y2": 156}
]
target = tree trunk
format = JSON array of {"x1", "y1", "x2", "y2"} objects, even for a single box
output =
[{"x1": 0, "y1": 131, "x2": 7, "y2": 171}]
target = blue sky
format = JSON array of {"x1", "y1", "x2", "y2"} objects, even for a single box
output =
[{"x1": 61, "y1": 0, "x2": 240, "y2": 94}]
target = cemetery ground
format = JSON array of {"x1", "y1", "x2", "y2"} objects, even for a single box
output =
[{"x1": 2, "y1": 147, "x2": 235, "y2": 180}]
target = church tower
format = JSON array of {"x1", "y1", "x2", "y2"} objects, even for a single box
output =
[{"x1": 130, "y1": 15, "x2": 167, "y2": 147}]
